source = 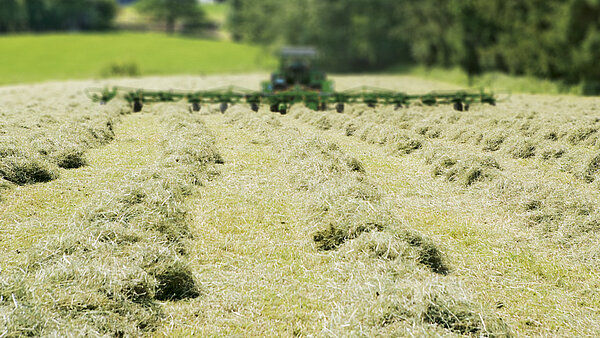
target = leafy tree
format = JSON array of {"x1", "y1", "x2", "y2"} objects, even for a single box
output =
[
  {"x1": 227, "y1": 0, "x2": 412, "y2": 71},
  {"x1": 23, "y1": 0, "x2": 47, "y2": 31},
  {"x1": 136, "y1": 0, "x2": 205, "y2": 34},
  {"x1": 227, "y1": 0, "x2": 282, "y2": 43},
  {"x1": 0, "y1": 0, "x2": 26, "y2": 32},
  {"x1": 400, "y1": 0, "x2": 455, "y2": 67}
]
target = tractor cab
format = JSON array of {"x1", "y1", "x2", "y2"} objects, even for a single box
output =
[{"x1": 263, "y1": 47, "x2": 333, "y2": 93}]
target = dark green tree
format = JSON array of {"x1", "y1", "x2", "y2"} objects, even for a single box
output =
[
  {"x1": 1, "y1": 0, "x2": 117, "y2": 32},
  {"x1": 227, "y1": 0, "x2": 282, "y2": 43},
  {"x1": 225, "y1": 0, "x2": 598, "y2": 92},
  {"x1": 136, "y1": 0, "x2": 205, "y2": 34},
  {"x1": 0, "y1": 0, "x2": 26, "y2": 32},
  {"x1": 401, "y1": 0, "x2": 455, "y2": 67},
  {"x1": 23, "y1": 0, "x2": 47, "y2": 31}
]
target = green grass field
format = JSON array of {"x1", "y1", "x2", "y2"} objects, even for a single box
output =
[{"x1": 0, "y1": 33, "x2": 276, "y2": 85}]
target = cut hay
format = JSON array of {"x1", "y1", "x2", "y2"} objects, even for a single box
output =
[
  {"x1": 0, "y1": 111, "x2": 222, "y2": 335},
  {"x1": 507, "y1": 138, "x2": 537, "y2": 159},
  {"x1": 0, "y1": 155, "x2": 59, "y2": 185},
  {"x1": 422, "y1": 289, "x2": 509, "y2": 336},
  {"x1": 0, "y1": 104, "x2": 118, "y2": 186},
  {"x1": 428, "y1": 151, "x2": 502, "y2": 186}
]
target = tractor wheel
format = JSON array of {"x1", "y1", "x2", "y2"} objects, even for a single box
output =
[
  {"x1": 367, "y1": 103, "x2": 376, "y2": 108},
  {"x1": 453, "y1": 102, "x2": 463, "y2": 111},
  {"x1": 192, "y1": 102, "x2": 201, "y2": 112},
  {"x1": 464, "y1": 103, "x2": 470, "y2": 111},
  {"x1": 336, "y1": 103, "x2": 345, "y2": 113},
  {"x1": 270, "y1": 104, "x2": 279, "y2": 113},
  {"x1": 395, "y1": 103, "x2": 403, "y2": 110},
  {"x1": 318, "y1": 102, "x2": 327, "y2": 111},
  {"x1": 133, "y1": 100, "x2": 143, "y2": 113},
  {"x1": 220, "y1": 102, "x2": 228, "y2": 113},
  {"x1": 251, "y1": 103, "x2": 259, "y2": 112}
]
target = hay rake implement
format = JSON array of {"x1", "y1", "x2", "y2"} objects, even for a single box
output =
[
  {"x1": 86, "y1": 47, "x2": 496, "y2": 113},
  {"x1": 86, "y1": 85, "x2": 496, "y2": 114}
]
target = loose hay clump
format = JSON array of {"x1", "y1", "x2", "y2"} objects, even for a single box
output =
[
  {"x1": 507, "y1": 138, "x2": 537, "y2": 159},
  {"x1": 379, "y1": 129, "x2": 424, "y2": 155},
  {"x1": 567, "y1": 126, "x2": 598, "y2": 145},
  {"x1": 0, "y1": 155, "x2": 59, "y2": 185},
  {"x1": 314, "y1": 116, "x2": 333, "y2": 130},
  {"x1": 482, "y1": 130, "x2": 507, "y2": 152},
  {"x1": 582, "y1": 152, "x2": 600, "y2": 182},
  {"x1": 52, "y1": 146, "x2": 88, "y2": 169},
  {"x1": 345, "y1": 121, "x2": 358, "y2": 136},
  {"x1": 399, "y1": 230, "x2": 449, "y2": 275},
  {"x1": 429, "y1": 150, "x2": 501, "y2": 187},
  {"x1": 342, "y1": 228, "x2": 449, "y2": 275},
  {"x1": 311, "y1": 199, "x2": 388, "y2": 251},
  {"x1": 539, "y1": 143, "x2": 566, "y2": 160},
  {"x1": 149, "y1": 260, "x2": 200, "y2": 301},
  {"x1": 422, "y1": 290, "x2": 510, "y2": 336},
  {"x1": 344, "y1": 231, "x2": 411, "y2": 261}
]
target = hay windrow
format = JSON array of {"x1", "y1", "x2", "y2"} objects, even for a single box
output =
[
  {"x1": 0, "y1": 155, "x2": 59, "y2": 185},
  {"x1": 0, "y1": 111, "x2": 222, "y2": 335},
  {"x1": 0, "y1": 105, "x2": 117, "y2": 185},
  {"x1": 223, "y1": 107, "x2": 509, "y2": 336},
  {"x1": 321, "y1": 104, "x2": 600, "y2": 256}
]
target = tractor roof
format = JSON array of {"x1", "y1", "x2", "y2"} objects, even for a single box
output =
[{"x1": 280, "y1": 47, "x2": 317, "y2": 58}]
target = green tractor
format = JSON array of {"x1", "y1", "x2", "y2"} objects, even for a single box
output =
[
  {"x1": 261, "y1": 47, "x2": 334, "y2": 114},
  {"x1": 262, "y1": 47, "x2": 333, "y2": 93}
]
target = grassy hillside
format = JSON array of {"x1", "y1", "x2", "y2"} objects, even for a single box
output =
[{"x1": 0, "y1": 33, "x2": 276, "y2": 85}]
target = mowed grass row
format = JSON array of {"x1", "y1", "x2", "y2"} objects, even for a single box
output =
[
  {"x1": 155, "y1": 106, "x2": 509, "y2": 336},
  {"x1": 0, "y1": 101, "x2": 224, "y2": 335},
  {"x1": 0, "y1": 83, "x2": 125, "y2": 188},
  {"x1": 289, "y1": 94, "x2": 600, "y2": 259},
  {"x1": 282, "y1": 94, "x2": 600, "y2": 335},
  {"x1": 0, "y1": 33, "x2": 276, "y2": 85}
]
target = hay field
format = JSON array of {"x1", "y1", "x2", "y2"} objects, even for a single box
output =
[{"x1": 1, "y1": 75, "x2": 599, "y2": 336}]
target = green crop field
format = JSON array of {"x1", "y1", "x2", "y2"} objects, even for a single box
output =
[
  {"x1": 1, "y1": 74, "x2": 600, "y2": 336},
  {"x1": 0, "y1": 33, "x2": 276, "y2": 85}
]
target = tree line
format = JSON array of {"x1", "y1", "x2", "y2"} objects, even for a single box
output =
[
  {"x1": 0, "y1": 0, "x2": 205, "y2": 34},
  {"x1": 0, "y1": 0, "x2": 118, "y2": 32},
  {"x1": 228, "y1": 0, "x2": 600, "y2": 92}
]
